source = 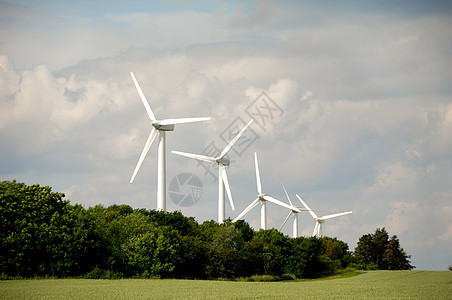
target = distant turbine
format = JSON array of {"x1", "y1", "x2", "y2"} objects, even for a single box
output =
[
  {"x1": 296, "y1": 194, "x2": 352, "y2": 237},
  {"x1": 129, "y1": 72, "x2": 210, "y2": 211},
  {"x1": 233, "y1": 152, "x2": 300, "y2": 230},
  {"x1": 172, "y1": 119, "x2": 253, "y2": 223},
  {"x1": 278, "y1": 182, "x2": 307, "y2": 238}
]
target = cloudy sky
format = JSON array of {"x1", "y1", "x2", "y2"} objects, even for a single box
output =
[{"x1": 1, "y1": 0, "x2": 451, "y2": 270}]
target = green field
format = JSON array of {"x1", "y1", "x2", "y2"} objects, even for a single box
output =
[{"x1": 1, "y1": 271, "x2": 451, "y2": 299}]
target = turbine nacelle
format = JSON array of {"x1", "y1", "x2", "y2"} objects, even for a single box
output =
[
  {"x1": 216, "y1": 156, "x2": 230, "y2": 166},
  {"x1": 291, "y1": 206, "x2": 301, "y2": 213},
  {"x1": 152, "y1": 122, "x2": 175, "y2": 131},
  {"x1": 291, "y1": 206, "x2": 302, "y2": 213},
  {"x1": 258, "y1": 193, "x2": 268, "y2": 201}
]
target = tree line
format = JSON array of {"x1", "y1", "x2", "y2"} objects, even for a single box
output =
[{"x1": 0, "y1": 181, "x2": 413, "y2": 279}]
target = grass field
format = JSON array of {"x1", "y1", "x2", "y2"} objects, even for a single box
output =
[{"x1": 1, "y1": 270, "x2": 451, "y2": 299}]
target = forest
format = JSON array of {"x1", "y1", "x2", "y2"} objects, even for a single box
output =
[{"x1": 0, "y1": 180, "x2": 413, "y2": 279}]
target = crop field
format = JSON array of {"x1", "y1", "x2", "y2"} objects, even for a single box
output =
[{"x1": 0, "y1": 270, "x2": 451, "y2": 299}]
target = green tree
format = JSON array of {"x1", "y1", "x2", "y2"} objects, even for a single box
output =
[
  {"x1": 354, "y1": 233, "x2": 374, "y2": 268},
  {"x1": 322, "y1": 237, "x2": 350, "y2": 269},
  {"x1": 284, "y1": 237, "x2": 307, "y2": 278},
  {"x1": 127, "y1": 226, "x2": 182, "y2": 278},
  {"x1": 141, "y1": 209, "x2": 200, "y2": 237},
  {"x1": 208, "y1": 224, "x2": 245, "y2": 278},
  {"x1": 241, "y1": 236, "x2": 264, "y2": 276},
  {"x1": 243, "y1": 229, "x2": 290, "y2": 276},
  {"x1": 300, "y1": 237, "x2": 329, "y2": 278},
  {"x1": 284, "y1": 236, "x2": 331, "y2": 278},
  {"x1": 86, "y1": 205, "x2": 154, "y2": 274},
  {"x1": 383, "y1": 235, "x2": 413, "y2": 270},
  {"x1": 232, "y1": 219, "x2": 255, "y2": 242},
  {"x1": 0, "y1": 181, "x2": 99, "y2": 277},
  {"x1": 354, "y1": 227, "x2": 413, "y2": 270},
  {"x1": 176, "y1": 235, "x2": 209, "y2": 278}
]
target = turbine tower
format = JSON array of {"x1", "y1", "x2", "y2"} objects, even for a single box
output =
[
  {"x1": 296, "y1": 194, "x2": 352, "y2": 237},
  {"x1": 233, "y1": 152, "x2": 300, "y2": 229},
  {"x1": 129, "y1": 72, "x2": 210, "y2": 211},
  {"x1": 172, "y1": 119, "x2": 253, "y2": 223}
]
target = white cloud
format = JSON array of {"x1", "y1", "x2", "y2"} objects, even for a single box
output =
[
  {"x1": 385, "y1": 202, "x2": 419, "y2": 234},
  {"x1": 438, "y1": 221, "x2": 452, "y2": 242},
  {"x1": 0, "y1": 56, "x2": 20, "y2": 99},
  {"x1": 301, "y1": 90, "x2": 312, "y2": 101}
]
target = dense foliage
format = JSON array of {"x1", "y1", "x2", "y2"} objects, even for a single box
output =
[
  {"x1": 0, "y1": 181, "x2": 99, "y2": 277},
  {"x1": 353, "y1": 227, "x2": 413, "y2": 270},
  {"x1": 0, "y1": 181, "x2": 413, "y2": 279}
]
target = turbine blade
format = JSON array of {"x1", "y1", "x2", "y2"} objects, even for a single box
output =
[
  {"x1": 233, "y1": 198, "x2": 259, "y2": 222},
  {"x1": 264, "y1": 195, "x2": 301, "y2": 212},
  {"x1": 130, "y1": 72, "x2": 156, "y2": 121},
  {"x1": 130, "y1": 128, "x2": 157, "y2": 183},
  {"x1": 279, "y1": 211, "x2": 292, "y2": 231},
  {"x1": 296, "y1": 194, "x2": 318, "y2": 219},
  {"x1": 313, "y1": 222, "x2": 320, "y2": 237},
  {"x1": 320, "y1": 211, "x2": 352, "y2": 220},
  {"x1": 220, "y1": 165, "x2": 235, "y2": 211},
  {"x1": 254, "y1": 152, "x2": 262, "y2": 194},
  {"x1": 219, "y1": 119, "x2": 253, "y2": 159},
  {"x1": 171, "y1": 151, "x2": 216, "y2": 163},
  {"x1": 280, "y1": 180, "x2": 294, "y2": 208},
  {"x1": 159, "y1": 117, "x2": 211, "y2": 125}
]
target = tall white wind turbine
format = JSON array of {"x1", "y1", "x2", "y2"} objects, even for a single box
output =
[
  {"x1": 172, "y1": 119, "x2": 253, "y2": 223},
  {"x1": 296, "y1": 194, "x2": 352, "y2": 237},
  {"x1": 233, "y1": 152, "x2": 300, "y2": 229},
  {"x1": 129, "y1": 72, "x2": 211, "y2": 211}
]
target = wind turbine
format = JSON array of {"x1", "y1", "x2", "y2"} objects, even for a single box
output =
[
  {"x1": 278, "y1": 182, "x2": 304, "y2": 238},
  {"x1": 129, "y1": 72, "x2": 211, "y2": 211},
  {"x1": 233, "y1": 152, "x2": 300, "y2": 229},
  {"x1": 296, "y1": 194, "x2": 352, "y2": 237},
  {"x1": 172, "y1": 119, "x2": 253, "y2": 223}
]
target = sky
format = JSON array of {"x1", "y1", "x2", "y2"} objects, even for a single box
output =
[{"x1": 1, "y1": 0, "x2": 451, "y2": 271}]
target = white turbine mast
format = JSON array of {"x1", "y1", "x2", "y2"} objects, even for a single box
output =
[
  {"x1": 233, "y1": 152, "x2": 300, "y2": 230},
  {"x1": 172, "y1": 119, "x2": 253, "y2": 223},
  {"x1": 296, "y1": 194, "x2": 352, "y2": 237},
  {"x1": 129, "y1": 72, "x2": 211, "y2": 212}
]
